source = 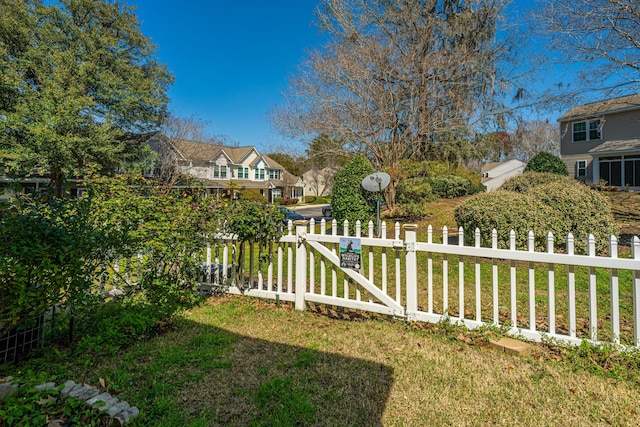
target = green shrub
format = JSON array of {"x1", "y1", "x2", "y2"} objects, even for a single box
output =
[
  {"x1": 396, "y1": 177, "x2": 435, "y2": 204},
  {"x1": 501, "y1": 172, "x2": 575, "y2": 193},
  {"x1": 456, "y1": 174, "x2": 617, "y2": 253},
  {"x1": 454, "y1": 190, "x2": 553, "y2": 250},
  {"x1": 400, "y1": 202, "x2": 430, "y2": 221},
  {"x1": 524, "y1": 152, "x2": 569, "y2": 175},
  {"x1": 238, "y1": 188, "x2": 266, "y2": 201},
  {"x1": 429, "y1": 175, "x2": 472, "y2": 198},
  {"x1": 528, "y1": 182, "x2": 617, "y2": 253},
  {"x1": 331, "y1": 155, "x2": 375, "y2": 233}
]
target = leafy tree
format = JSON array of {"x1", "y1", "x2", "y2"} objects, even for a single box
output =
[
  {"x1": 331, "y1": 155, "x2": 375, "y2": 234},
  {"x1": 0, "y1": 0, "x2": 173, "y2": 197},
  {"x1": 524, "y1": 152, "x2": 569, "y2": 176},
  {"x1": 271, "y1": 0, "x2": 523, "y2": 207},
  {"x1": 266, "y1": 152, "x2": 305, "y2": 178}
]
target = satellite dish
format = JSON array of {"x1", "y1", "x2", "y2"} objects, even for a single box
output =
[{"x1": 361, "y1": 172, "x2": 390, "y2": 192}]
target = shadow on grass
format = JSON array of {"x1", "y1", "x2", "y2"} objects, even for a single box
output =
[{"x1": 113, "y1": 318, "x2": 394, "y2": 426}]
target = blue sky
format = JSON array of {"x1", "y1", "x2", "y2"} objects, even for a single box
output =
[
  {"x1": 130, "y1": 0, "x2": 565, "y2": 153},
  {"x1": 132, "y1": 0, "x2": 324, "y2": 152}
]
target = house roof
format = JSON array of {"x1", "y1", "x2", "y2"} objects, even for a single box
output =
[
  {"x1": 588, "y1": 138, "x2": 640, "y2": 155},
  {"x1": 480, "y1": 162, "x2": 503, "y2": 174},
  {"x1": 169, "y1": 138, "x2": 224, "y2": 162},
  {"x1": 167, "y1": 138, "x2": 287, "y2": 170},
  {"x1": 558, "y1": 94, "x2": 640, "y2": 122}
]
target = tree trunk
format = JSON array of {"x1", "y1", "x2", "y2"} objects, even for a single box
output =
[{"x1": 51, "y1": 170, "x2": 65, "y2": 199}]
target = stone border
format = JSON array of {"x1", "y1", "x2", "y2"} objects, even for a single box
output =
[{"x1": 0, "y1": 378, "x2": 139, "y2": 425}]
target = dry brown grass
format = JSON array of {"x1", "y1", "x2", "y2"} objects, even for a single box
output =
[{"x1": 163, "y1": 296, "x2": 640, "y2": 426}]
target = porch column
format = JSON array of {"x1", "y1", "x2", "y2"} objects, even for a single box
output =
[{"x1": 592, "y1": 156, "x2": 599, "y2": 183}]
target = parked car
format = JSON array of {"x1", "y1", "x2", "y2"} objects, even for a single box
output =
[{"x1": 277, "y1": 206, "x2": 306, "y2": 225}]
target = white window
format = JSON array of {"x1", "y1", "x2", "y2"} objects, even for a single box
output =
[
  {"x1": 576, "y1": 160, "x2": 587, "y2": 178},
  {"x1": 213, "y1": 165, "x2": 227, "y2": 179},
  {"x1": 254, "y1": 168, "x2": 265, "y2": 180},
  {"x1": 237, "y1": 166, "x2": 249, "y2": 179},
  {"x1": 572, "y1": 119, "x2": 601, "y2": 142},
  {"x1": 269, "y1": 169, "x2": 281, "y2": 180}
]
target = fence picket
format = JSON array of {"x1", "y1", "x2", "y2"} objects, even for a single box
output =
[
  {"x1": 510, "y1": 230, "x2": 516, "y2": 328},
  {"x1": 632, "y1": 237, "x2": 640, "y2": 347},
  {"x1": 492, "y1": 229, "x2": 499, "y2": 325},
  {"x1": 475, "y1": 228, "x2": 481, "y2": 323},
  {"x1": 528, "y1": 231, "x2": 535, "y2": 332},
  {"x1": 196, "y1": 220, "x2": 640, "y2": 349},
  {"x1": 381, "y1": 222, "x2": 388, "y2": 297},
  {"x1": 547, "y1": 232, "x2": 556, "y2": 336},
  {"x1": 443, "y1": 226, "x2": 449, "y2": 315},
  {"x1": 459, "y1": 227, "x2": 465, "y2": 320},
  {"x1": 610, "y1": 236, "x2": 619, "y2": 344},
  {"x1": 567, "y1": 233, "x2": 576, "y2": 338},
  {"x1": 588, "y1": 234, "x2": 597, "y2": 342}
]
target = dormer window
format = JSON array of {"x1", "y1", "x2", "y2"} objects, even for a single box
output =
[
  {"x1": 254, "y1": 168, "x2": 265, "y2": 180},
  {"x1": 572, "y1": 119, "x2": 601, "y2": 142},
  {"x1": 237, "y1": 166, "x2": 249, "y2": 179},
  {"x1": 269, "y1": 169, "x2": 281, "y2": 180},
  {"x1": 213, "y1": 165, "x2": 227, "y2": 179}
]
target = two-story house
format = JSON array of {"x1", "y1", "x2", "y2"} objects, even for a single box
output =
[
  {"x1": 146, "y1": 133, "x2": 304, "y2": 202},
  {"x1": 559, "y1": 94, "x2": 640, "y2": 189}
]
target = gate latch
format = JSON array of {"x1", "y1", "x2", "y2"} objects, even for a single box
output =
[{"x1": 297, "y1": 232, "x2": 307, "y2": 246}]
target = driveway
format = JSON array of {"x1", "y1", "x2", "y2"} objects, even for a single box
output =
[{"x1": 289, "y1": 204, "x2": 330, "y2": 221}]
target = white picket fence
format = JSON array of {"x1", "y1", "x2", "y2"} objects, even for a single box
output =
[{"x1": 198, "y1": 219, "x2": 640, "y2": 349}]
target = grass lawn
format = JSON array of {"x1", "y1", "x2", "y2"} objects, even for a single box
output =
[
  {"x1": 5, "y1": 296, "x2": 639, "y2": 426},
  {"x1": 2, "y1": 189, "x2": 640, "y2": 426}
]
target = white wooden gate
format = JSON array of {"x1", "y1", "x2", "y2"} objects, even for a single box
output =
[{"x1": 300, "y1": 220, "x2": 406, "y2": 317}]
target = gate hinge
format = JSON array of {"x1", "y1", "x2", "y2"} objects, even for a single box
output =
[{"x1": 405, "y1": 242, "x2": 416, "y2": 252}]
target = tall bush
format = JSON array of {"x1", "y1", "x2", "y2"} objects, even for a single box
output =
[
  {"x1": 454, "y1": 191, "x2": 553, "y2": 250},
  {"x1": 524, "y1": 152, "x2": 569, "y2": 175},
  {"x1": 428, "y1": 175, "x2": 472, "y2": 198},
  {"x1": 0, "y1": 194, "x2": 117, "y2": 338},
  {"x1": 528, "y1": 182, "x2": 616, "y2": 253},
  {"x1": 501, "y1": 172, "x2": 575, "y2": 193},
  {"x1": 455, "y1": 174, "x2": 617, "y2": 253},
  {"x1": 331, "y1": 155, "x2": 375, "y2": 233}
]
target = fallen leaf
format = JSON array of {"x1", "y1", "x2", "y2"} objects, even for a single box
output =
[
  {"x1": 99, "y1": 377, "x2": 106, "y2": 389},
  {"x1": 37, "y1": 395, "x2": 56, "y2": 406}
]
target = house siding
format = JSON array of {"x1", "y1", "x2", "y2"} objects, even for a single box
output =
[
  {"x1": 560, "y1": 99, "x2": 640, "y2": 186},
  {"x1": 560, "y1": 109, "x2": 640, "y2": 156}
]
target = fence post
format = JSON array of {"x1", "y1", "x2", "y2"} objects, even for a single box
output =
[
  {"x1": 632, "y1": 236, "x2": 640, "y2": 347},
  {"x1": 404, "y1": 224, "x2": 418, "y2": 321},
  {"x1": 294, "y1": 221, "x2": 309, "y2": 311}
]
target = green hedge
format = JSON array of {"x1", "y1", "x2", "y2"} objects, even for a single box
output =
[
  {"x1": 454, "y1": 190, "x2": 553, "y2": 250},
  {"x1": 524, "y1": 152, "x2": 569, "y2": 175},
  {"x1": 455, "y1": 175, "x2": 617, "y2": 253},
  {"x1": 331, "y1": 155, "x2": 375, "y2": 233},
  {"x1": 429, "y1": 175, "x2": 473, "y2": 198},
  {"x1": 501, "y1": 172, "x2": 575, "y2": 193}
]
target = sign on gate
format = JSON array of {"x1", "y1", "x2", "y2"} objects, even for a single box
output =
[{"x1": 339, "y1": 237, "x2": 361, "y2": 271}]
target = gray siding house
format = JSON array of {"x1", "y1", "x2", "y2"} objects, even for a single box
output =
[{"x1": 559, "y1": 94, "x2": 640, "y2": 189}]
